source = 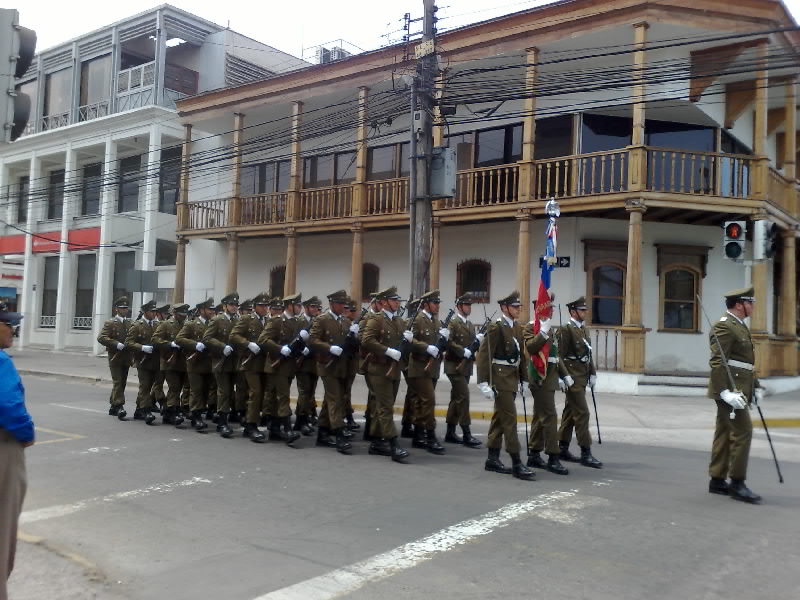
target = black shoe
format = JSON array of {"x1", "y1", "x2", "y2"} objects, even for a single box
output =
[
  {"x1": 308, "y1": 415, "x2": 318, "y2": 426},
  {"x1": 143, "y1": 410, "x2": 156, "y2": 425},
  {"x1": 191, "y1": 410, "x2": 208, "y2": 431},
  {"x1": 709, "y1": 478, "x2": 729, "y2": 496},
  {"x1": 444, "y1": 424, "x2": 463, "y2": 444},
  {"x1": 512, "y1": 462, "x2": 537, "y2": 481},
  {"x1": 461, "y1": 426, "x2": 482, "y2": 448},
  {"x1": 216, "y1": 413, "x2": 234, "y2": 438},
  {"x1": 729, "y1": 480, "x2": 761, "y2": 504},
  {"x1": 335, "y1": 429, "x2": 353, "y2": 455},
  {"x1": 559, "y1": 441, "x2": 581, "y2": 463},
  {"x1": 316, "y1": 427, "x2": 338, "y2": 448},
  {"x1": 526, "y1": 451, "x2": 547, "y2": 469},
  {"x1": 172, "y1": 410, "x2": 184, "y2": 427},
  {"x1": 259, "y1": 415, "x2": 270, "y2": 428},
  {"x1": 346, "y1": 414, "x2": 361, "y2": 431},
  {"x1": 426, "y1": 430, "x2": 445, "y2": 455},
  {"x1": 117, "y1": 407, "x2": 127, "y2": 421},
  {"x1": 580, "y1": 446, "x2": 603, "y2": 469},
  {"x1": 229, "y1": 411, "x2": 241, "y2": 423},
  {"x1": 390, "y1": 437, "x2": 409, "y2": 463},
  {"x1": 485, "y1": 448, "x2": 511, "y2": 474},
  {"x1": 109, "y1": 405, "x2": 120, "y2": 416},
  {"x1": 547, "y1": 454, "x2": 569, "y2": 475},
  {"x1": 243, "y1": 423, "x2": 266, "y2": 443},
  {"x1": 293, "y1": 415, "x2": 315, "y2": 436},
  {"x1": 400, "y1": 423, "x2": 414, "y2": 439},
  {"x1": 368, "y1": 439, "x2": 392, "y2": 456},
  {"x1": 340, "y1": 427, "x2": 353, "y2": 440},
  {"x1": 411, "y1": 426, "x2": 428, "y2": 449},
  {"x1": 282, "y1": 417, "x2": 301, "y2": 445},
  {"x1": 133, "y1": 408, "x2": 145, "y2": 421},
  {"x1": 162, "y1": 407, "x2": 174, "y2": 425},
  {"x1": 206, "y1": 408, "x2": 216, "y2": 421}
]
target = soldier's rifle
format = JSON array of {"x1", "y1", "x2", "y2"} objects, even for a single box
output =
[
  {"x1": 425, "y1": 308, "x2": 455, "y2": 374},
  {"x1": 456, "y1": 311, "x2": 496, "y2": 371},
  {"x1": 269, "y1": 327, "x2": 307, "y2": 369},
  {"x1": 387, "y1": 300, "x2": 422, "y2": 378}
]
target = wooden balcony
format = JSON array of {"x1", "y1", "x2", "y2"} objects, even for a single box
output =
[{"x1": 179, "y1": 147, "x2": 796, "y2": 238}]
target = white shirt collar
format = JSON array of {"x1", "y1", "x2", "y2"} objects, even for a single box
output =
[
  {"x1": 422, "y1": 310, "x2": 432, "y2": 320},
  {"x1": 571, "y1": 318, "x2": 584, "y2": 328},
  {"x1": 328, "y1": 309, "x2": 341, "y2": 321},
  {"x1": 283, "y1": 311, "x2": 294, "y2": 320},
  {"x1": 725, "y1": 310, "x2": 745, "y2": 326},
  {"x1": 502, "y1": 314, "x2": 514, "y2": 328},
  {"x1": 114, "y1": 314, "x2": 125, "y2": 323},
  {"x1": 383, "y1": 309, "x2": 395, "y2": 319},
  {"x1": 198, "y1": 316, "x2": 207, "y2": 324},
  {"x1": 457, "y1": 311, "x2": 468, "y2": 323}
]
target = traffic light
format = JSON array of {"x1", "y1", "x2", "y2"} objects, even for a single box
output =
[
  {"x1": 723, "y1": 220, "x2": 746, "y2": 261},
  {"x1": 753, "y1": 219, "x2": 779, "y2": 261},
  {"x1": 0, "y1": 9, "x2": 37, "y2": 143}
]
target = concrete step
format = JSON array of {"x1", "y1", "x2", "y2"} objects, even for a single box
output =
[{"x1": 638, "y1": 374, "x2": 707, "y2": 388}]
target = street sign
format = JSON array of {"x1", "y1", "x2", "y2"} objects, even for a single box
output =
[
  {"x1": 415, "y1": 39, "x2": 434, "y2": 59},
  {"x1": 123, "y1": 269, "x2": 158, "y2": 293},
  {"x1": 539, "y1": 256, "x2": 571, "y2": 268}
]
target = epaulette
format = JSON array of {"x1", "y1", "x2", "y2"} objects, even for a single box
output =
[{"x1": 719, "y1": 316, "x2": 727, "y2": 322}]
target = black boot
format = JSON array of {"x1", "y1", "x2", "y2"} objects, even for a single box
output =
[
  {"x1": 143, "y1": 409, "x2": 156, "y2": 425},
  {"x1": 117, "y1": 406, "x2": 127, "y2": 421},
  {"x1": 229, "y1": 410, "x2": 241, "y2": 423},
  {"x1": 281, "y1": 417, "x2": 301, "y2": 445},
  {"x1": 400, "y1": 423, "x2": 414, "y2": 439},
  {"x1": 411, "y1": 426, "x2": 428, "y2": 449},
  {"x1": 191, "y1": 410, "x2": 208, "y2": 431},
  {"x1": 340, "y1": 426, "x2": 354, "y2": 440},
  {"x1": 526, "y1": 451, "x2": 547, "y2": 469},
  {"x1": 316, "y1": 427, "x2": 338, "y2": 448},
  {"x1": 216, "y1": 413, "x2": 234, "y2": 438},
  {"x1": 243, "y1": 423, "x2": 266, "y2": 443},
  {"x1": 708, "y1": 478, "x2": 729, "y2": 496},
  {"x1": 559, "y1": 440, "x2": 580, "y2": 463},
  {"x1": 109, "y1": 405, "x2": 120, "y2": 416},
  {"x1": 293, "y1": 415, "x2": 315, "y2": 436},
  {"x1": 346, "y1": 414, "x2": 361, "y2": 431},
  {"x1": 368, "y1": 439, "x2": 391, "y2": 456},
  {"x1": 259, "y1": 414, "x2": 270, "y2": 428},
  {"x1": 547, "y1": 454, "x2": 569, "y2": 475},
  {"x1": 729, "y1": 479, "x2": 761, "y2": 504},
  {"x1": 335, "y1": 428, "x2": 353, "y2": 455},
  {"x1": 511, "y1": 454, "x2": 537, "y2": 481},
  {"x1": 362, "y1": 415, "x2": 373, "y2": 441},
  {"x1": 172, "y1": 409, "x2": 184, "y2": 427},
  {"x1": 390, "y1": 437, "x2": 409, "y2": 463},
  {"x1": 161, "y1": 406, "x2": 174, "y2": 424},
  {"x1": 580, "y1": 446, "x2": 603, "y2": 469},
  {"x1": 485, "y1": 447, "x2": 511, "y2": 474},
  {"x1": 206, "y1": 408, "x2": 216, "y2": 421},
  {"x1": 461, "y1": 426, "x2": 482, "y2": 448},
  {"x1": 426, "y1": 429, "x2": 445, "y2": 455},
  {"x1": 133, "y1": 408, "x2": 145, "y2": 421},
  {"x1": 444, "y1": 424, "x2": 463, "y2": 444}
]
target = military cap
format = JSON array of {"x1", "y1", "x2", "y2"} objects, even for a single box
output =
[
  {"x1": 327, "y1": 289, "x2": 348, "y2": 304},
  {"x1": 156, "y1": 303, "x2": 171, "y2": 314},
  {"x1": 114, "y1": 296, "x2": 130, "y2": 308},
  {"x1": 221, "y1": 292, "x2": 240, "y2": 305},
  {"x1": 419, "y1": 289, "x2": 441, "y2": 304},
  {"x1": 345, "y1": 296, "x2": 357, "y2": 309},
  {"x1": 303, "y1": 295, "x2": 322, "y2": 307},
  {"x1": 195, "y1": 297, "x2": 214, "y2": 310},
  {"x1": 269, "y1": 296, "x2": 284, "y2": 309},
  {"x1": 141, "y1": 299, "x2": 158, "y2": 312},
  {"x1": 376, "y1": 286, "x2": 403, "y2": 301},
  {"x1": 283, "y1": 293, "x2": 302, "y2": 305},
  {"x1": 455, "y1": 292, "x2": 474, "y2": 305},
  {"x1": 406, "y1": 297, "x2": 420, "y2": 312},
  {"x1": 566, "y1": 296, "x2": 587, "y2": 311},
  {"x1": 497, "y1": 291, "x2": 522, "y2": 307},
  {"x1": 239, "y1": 299, "x2": 253, "y2": 311},
  {"x1": 724, "y1": 286, "x2": 755, "y2": 302},
  {"x1": 172, "y1": 303, "x2": 190, "y2": 314},
  {"x1": 253, "y1": 292, "x2": 270, "y2": 305}
]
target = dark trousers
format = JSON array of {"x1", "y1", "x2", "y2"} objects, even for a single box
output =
[
  {"x1": 318, "y1": 375, "x2": 347, "y2": 430},
  {"x1": 409, "y1": 376, "x2": 437, "y2": 430},
  {"x1": 528, "y1": 385, "x2": 559, "y2": 455},
  {"x1": 214, "y1": 370, "x2": 235, "y2": 413},
  {"x1": 164, "y1": 370, "x2": 187, "y2": 409},
  {"x1": 235, "y1": 372, "x2": 248, "y2": 412},
  {"x1": 558, "y1": 388, "x2": 592, "y2": 447},
  {"x1": 367, "y1": 374, "x2": 400, "y2": 439},
  {"x1": 296, "y1": 371, "x2": 318, "y2": 416},
  {"x1": 272, "y1": 373, "x2": 294, "y2": 418},
  {"x1": 0, "y1": 436, "x2": 26, "y2": 600},
  {"x1": 188, "y1": 372, "x2": 214, "y2": 412},
  {"x1": 135, "y1": 367, "x2": 159, "y2": 410},
  {"x1": 487, "y1": 390, "x2": 520, "y2": 454},
  {"x1": 446, "y1": 374, "x2": 471, "y2": 426},
  {"x1": 709, "y1": 399, "x2": 753, "y2": 481},
  {"x1": 108, "y1": 364, "x2": 129, "y2": 407},
  {"x1": 244, "y1": 371, "x2": 265, "y2": 425}
]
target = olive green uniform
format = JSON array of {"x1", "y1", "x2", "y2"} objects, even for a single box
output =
[
  {"x1": 408, "y1": 311, "x2": 442, "y2": 430},
  {"x1": 203, "y1": 313, "x2": 237, "y2": 414},
  {"x1": 525, "y1": 324, "x2": 567, "y2": 456},
  {"x1": 295, "y1": 313, "x2": 319, "y2": 418},
  {"x1": 176, "y1": 317, "x2": 214, "y2": 413},
  {"x1": 557, "y1": 320, "x2": 596, "y2": 448},
  {"x1": 97, "y1": 316, "x2": 132, "y2": 408},
  {"x1": 151, "y1": 317, "x2": 189, "y2": 412},
  {"x1": 362, "y1": 310, "x2": 406, "y2": 439},
  {"x1": 125, "y1": 318, "x2": 160, "y2": 411},
  {"x1": 259, "y1": 314, "x2": 302, "y2": 419},
  {"x1": 309, "y1": 310, "x2": 349, "y2": 431},
  {"x1": 230, "y1": 312, "x2": 268, "y2": 426},
  {"x1": 444, "y1": 315, "x2": 475, "y2": 427}
]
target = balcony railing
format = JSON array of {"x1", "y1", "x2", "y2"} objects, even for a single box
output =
[
  {"x1": 78, "y1": 100, "x2": 110, "y2": 123},
  {"x1": 242, "y1": 193, "x2": 287, "y2": 225},
  {"x1": 367, "y1": 178, "x2": 408, "y2": 215},
  {"x1": 646, "y1": 149, "x2": 753, "y2": 198},
  {"x1": 40, "y1": 112, "x2": 70, "y2": 131},
  {"x1": 188, "y1": 198, "x2": 229, "y2": 230},
  {"x1": 444, "y1": 164, "x2": 519, "y2": 209},
  {"x1": 72, "y1": 316, "x2": 93, "y2": 330},
  {"x1": 39, "y1": 315, "x2": 56, "y2": 329},
  {"x1": 768, "y1": 168, "x2": 796, "y2": 215},
  {"x1": 298, "y1": 186, "x2": 352, "y2": 220},
  {"x1": 591, "y1": 327, "x2": 621, "y2": 372}
]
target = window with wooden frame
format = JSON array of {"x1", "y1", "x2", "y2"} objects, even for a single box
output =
[
  {"x1": 362, "y1": 263, "x2": 379, "y2": 302},
  {"x1": 456, "y1": 259, "x2": 491, "y2": 303},
  {"x1": 655, "y1": 244, "x2": 708, "y2": 333},
  {"x1": 269, "y1": 265, "x2": 286, "y2": 299},
  {"x1": 584, "y1": 239, "x2": 627, "y2": 326},
  {"x1": 366, "y1": 142, "x2": 410, "y2": 181}
]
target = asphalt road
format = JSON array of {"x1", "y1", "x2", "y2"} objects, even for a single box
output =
[{"x1": 9, "y1": 376, "x2": 800, "y2": 600}]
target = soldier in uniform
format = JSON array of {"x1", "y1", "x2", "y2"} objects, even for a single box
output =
[
  {"x1": 152, "y1": 303, "x2": 190, "y2": 426},
  {"x1": 294, "y1": 296, "x2": 322, "y2": 436},
  {"x1": 124, "y1": 300, "x2": 160, "y2": 425},
  {"x1": 150, "y1": 303, "x2": 171, "y2": 412},
  {"x1": 260, "y1": 296, "x2": 285, "y2": 428},
  {"x1": 361, "y1": 286, "x2": 410, "y2": 463},
  {"x1": 399, "y1": 297, "x2": 420, "y2": 440},
  {"x1": 258, "y1": 294, "x2": 303, "y2": 445},
  {"x1": 229, "y1": 294, "x2": 269, "y2": 443},
  {"x1": 476, "y1": 291, "x2": 536, "y2": 481},
  {"x1": 444, "y1": 293, "x2": 482, "y2": 448},
  {"x1": 97, "y1": 296, "x2": 133, "y2": 419},
  {"x1": 343, "y1": 297, "x2": 363, "y2": 430},
  {"x1": 707, "y1": 286, "x2": 764, "y2": 504},
  {"x1": 202, "y1": 292, "x2": 240, "y2": 438},
  {"x1": 176, "y1": 298, "x2": 216, "y2": 431},
  {"x1": 557, "y1": 296, "x2": 602, "y2": 468},
  {"x1": 359, "y1": 293, "x2": 381, "y2": 440},
  {"x1": 524, "y1": 294, "x2": 569, "y2": 475}
]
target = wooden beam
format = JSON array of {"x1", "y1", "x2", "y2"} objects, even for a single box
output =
[
  {"x1": 687, "y1": 211, "x2": 725, "y2": 226},
  {"x1": 690, "y1": 38, "x2": 767, "y2": 102},
  {"x1": 768, "y1": 107, "x2": 786, "y2": 136},
  {"x1": 725, "y1": 80, "x2": 757, "y2": 129}
]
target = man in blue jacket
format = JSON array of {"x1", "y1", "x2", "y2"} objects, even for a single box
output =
[{"x1": 0, "y1": 307, "x2": 34, "y2": 599}]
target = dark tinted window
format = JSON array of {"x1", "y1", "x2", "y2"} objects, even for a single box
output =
[
  {"x1": 582, "y1": 114, "x2": 632, "y2": 153},
  {"x1": 367, "y1": 145, "x2": 396, "y2": 181},
  {"x1": 591, "y1": 264, "x2": 624, "y2": 326},
  {"x1": 16, "y1": 176, "x2": 29, "y2": 224},
  {"x1": 534, "y1": 115, "x2": 573, "y2": 159},
  {"x1": 74, "y1": 254, "x2": 96, "y2": 322},
  {"x1": 82, "y1": 163, "x2": 102, "y2": 215},
  {"x1": 47, "y1": 170, "x2": 65, "y2": 220},
  {"x1": 118, "y1": 155, "x2": 141, "y2": 212},
  {"x1": 645, "y1": 119, "x2": 714, "y2": 152},
  {"x1": 159, "y1": 147, "x2": 181, "y2": 214}
]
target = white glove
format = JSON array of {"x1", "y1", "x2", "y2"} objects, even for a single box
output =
[
  {"x1": 116, "y1": 342, "x2": 125, "y2": 351},
  {"x1": 426, "y1": 345, "x2": 439, "y2": 357},
  {"x1": 385, "y1": 348, "x2": 401, "y2": 361},
  {"x1": 299, "y1": 329, "x2": 309, "y2": 340},
  {"x1": 329, "y1": 345, "x2": 343, "y2": 356},
  {"x1": 463, "y1": 348, "x2": 472, "y2": 360},
  {"x1": 476, "y1": 333, "x2": 485, "y2": 343},
  {"x1": 349, "y1": 323, "x2": 359, "y2": 335},
  {"x1": 302, "y1": 347, "x2": 310, "y2": 356},
  {"x1": 438, "y1": 328, "x2": 450, "y2": 340},
  {"x1": 141, "y1": 345, "x2": 153, "y2": 354},
  {"x1": 247, "y1": 342, "x2": 260, "y2": 355},
  {"x1": 539, "y1": 318, "x2": 551, "y2": 335},
  {"x1": 589, "y1": 374, "x2": 597, "y2": 390},
  {"x1": 754, "y1": 387, "x2": 765, "y2": 407},
  {"x1": 478, "y1": 382, "x2": 494, "y2": 400},
  {"x1": 195, "y1": 341, "x2": 205, "y2": 352},
  {"x1": 720, "y1": 389, "x2": 747, "y2": 410},
  {"x1": 170, "y1": 341, "x2": 180, "y2": 349},
  {"x1": 403, "y1": 331, "x2": 413, "y2": 342},
  {"x1": 280, "y1": 345, "x2": 292, "y2": 357},
  {"x1": 558, "y1": 378, "x2": 568, "y2": 392},
  {"x1": 563, "y1": 375, "x2": 575, "y2": 389},
  {"x1": 223, "y1": 345, "x2": 233, "y2": 357}
]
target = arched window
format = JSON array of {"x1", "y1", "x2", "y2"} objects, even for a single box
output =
[
  {"x1": 362, "y1": 263, "x2": 379, "y2": 301},
  {"x1": 661, "y1": 267, "x2": 699, "y2": 331},
  {"x1": 590, "y1": 263, "x2": 625, "y2": 326},
  {"x1": 456, "y1": 259, "x2": 491, "y2": 303},
  {"x1": 270, "y1": 265, "x2": 286, "y2": 298}
]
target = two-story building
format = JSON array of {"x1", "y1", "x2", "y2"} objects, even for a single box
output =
[
  {"x1": 0, "y1": 4, "x2": 307, "y2": 353},
  {"x1": 172, "y1": 0, "x2": 799, "y2": 390}
]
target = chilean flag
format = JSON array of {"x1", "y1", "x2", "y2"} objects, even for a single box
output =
[{"x1": 530, "y1": 216, "x2": 558, "y2": 381}]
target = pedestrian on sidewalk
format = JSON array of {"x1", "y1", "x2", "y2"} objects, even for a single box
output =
[{"x1": 0, "y1": 307, "x2": 34, "y2": 600}]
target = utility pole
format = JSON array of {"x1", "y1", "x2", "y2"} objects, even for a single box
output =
[{"x1": 410, "y1": 0, "x2": 437, "y2": 300}]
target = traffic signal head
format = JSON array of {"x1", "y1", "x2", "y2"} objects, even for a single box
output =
[
  {"x1": 1, "y1": 9, "x2": 37, "y2": 144},
  {"x1": 723, "y1": 220, "x2": 746, "y2": 261},
  {"x1": 753, "y1": 219, "x2": 779, "y2": 261}
]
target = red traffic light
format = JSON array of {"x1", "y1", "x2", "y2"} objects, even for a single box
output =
[{"x1": 725, "y1": 222, "x2": 743, "y2": 239}]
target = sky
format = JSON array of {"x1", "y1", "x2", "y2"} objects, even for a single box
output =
[{"x1": 19, "y1": 0, "x2": 799, "y2": 60}]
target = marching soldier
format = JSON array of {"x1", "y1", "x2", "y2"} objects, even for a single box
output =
[
  {"x1": 399, "y1": 297, "x2": 420, "y2": 440},
  {"x1": 309, "y1": 289, "x2": 355, "y2": 454},
  {"x1": 707, "y1": 286, "x2": 764, "y2": 504},
  {"x1": 557, "y1": 296, "x2": 602, "y2": 468},
  {"x1": 202, "y1": 292, "x2": 240, "y2": 438},
  {"x1": 260, "y1": 296, "x2": 285, "y2": 428},
  {"x1": 361, "y1": 286, "x2": 410, "y2": 463},
  {"x1": 150, "y1": 303, "x2": 171, "y2": 412},
  {"x1": 359, "y1": 293, "x2": 381, "y2": 440},
  {"x1": 229, "y1": 294, "x2": 269, "y2": 443},
  {"x1": 152, "y1": 303, "x2": 190, "y2": 426},
  {"x1": 407, "y1": 290, "x2": 447, "y2": 454},
  {"x1": 176, "y1": 298, "x2": 216, "y2": 432},
  {"x1": 343, "y1": 297, "x2": 363, "y2": 430},
  {"x1": 232, "y1": 299, "x2": 253, "y2": 423},
  {"x1": 524, "y1": 294, "x2": 569, "y2": 475},
  {"x1": 476, "y1": 291, "x2": 536, "y2": 481},
  {"x1": 97, "y1": 296, "x2": 133, "y2": 419},
  {"x1": 444, "y1": 293, "x2": 482, "y2": 448},
  {"x1": 124, "y1": 300, "x2": 160, "y2": 425},
  {"x1": 258, "y1": 294, "x2": 303, "y2": 445},
  {"x1": 295, "y1": 296, "x2": 322, "y2": 435}
]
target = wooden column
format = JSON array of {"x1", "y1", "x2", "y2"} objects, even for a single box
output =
[
  {"x1": 350, "y1": 225, "x2": 364, "y2": 304},
  {"x1": 518, "y1": 47, "x2": 538, "y2": 203},
  {"x1": 430, "y1": 219, "x2": 441, "y2": 290},
  {"x1": 177, "y1": 124, "x2": 192, "y2": 231},
  {"x1": 621, "y1": 201, "x2": 646, "y2": 372},
  {"x1": 285, "y1": 228, "x2": 297, "y2": 295},
  {"x1": 783, "y1": 78, "x2": 797, "y2": 182},
  {"x1": 750, "y1": 214, "x2": 769, "y2": 335},
  {"x1": 173, "y1": 238, "x2": 187, "y2": 303},
  {"x1": 516, "y1": 212, "x2": 532, "y2": 322},
  {"x1": 353, "y1": 88, "x2": 369, "y2": 217},
  {"x1": 628, "y1": 22, "x2": 649, "y2": 192},
  {"x1": 230, "y1": 113, "x2": 245, "y2": 226},
  {"x1": 225, "y1": 233, "x2": 239, "y2": 294},
  {"x1": 752, "y1": 40, "x2": 769, "y2": 202},
  {"x1": 779, "y1": 229, "x2": 797, "y2": 374},
  {"x1": 287, "y1": 102, "x2": 303, "y2": 222}
]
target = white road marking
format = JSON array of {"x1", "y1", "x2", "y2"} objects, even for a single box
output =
[
  {"x1": 254, "y1": 485, "x2": 607, "y2": 600},
  {"x1": 50, "y1": 403, "x2": 106, "y2": 414},
  {"x1": 754, "y1": 430, "x2": 800, "y2": 440},
  {"x1": 20, "y1": 477, "x2": 212, "y2": 525}
]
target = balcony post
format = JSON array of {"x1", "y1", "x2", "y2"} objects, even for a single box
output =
[
  {"x1": 177, "y1": 124, "x2": 192, "y2": 231},
  {"x1": 778, "y1": 229, "x2": 798, "y2": 374},
  {"x1": 350, "y1": 224, "x2": 364, "y2": 305},
  {"x1": 54, "y1": 144, "x2": 77, "y2": 350},
  {"x1": 92, "y1": 137, "x2": 116, "y2": 355},
  {"x1": 287, "y1": 102, "x2": 304, "y2": 222},
  {"x1": 153, "y1": 9, "x2": 167, "y2": 107},
  {"x1": 430, "y1": 218, "x2": 441, "y2": 290},
  {"x1": 783, "y1": 79, "x2": 796, "y2": 217},
  {"x1": 620, "y1": 200, "x2": 647, "y2": 372},
  {"x1": 352, "y1": 87, "x2": 369, "y2": 217},
  {"x1": 173, "y1": 237, "x2": 187, "y2": 304},
  {"x1": 749, "y1": 213, "x2": 770, "y2": 372},
  {"x1": 225, "y1": 233, "x2": 239, "y2": 294},
  {"x1": 752, "y1": 40, "x2": 769, "y2": 202},
  {"x1": 627, "y1": 22, "x2": 649, "y2": 193},
  {"x1": 515, "y1": 211, "x2": 532, "y2": 323},
  {"x1": 518, "y1": 47, "x2": 538, "y2": 203},
  {"x1": 230, "y1": 113, "x2": 245, "y2": 226},
  {"x1": 285, "y1": 228, "x2": 297, "y2": 295}
]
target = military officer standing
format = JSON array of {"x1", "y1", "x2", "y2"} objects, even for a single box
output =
[
  {"x1": 476, "y1": 291, "x2": 536, "y2": 481},
  {"x1": 557, "y1": 296, "x2": 602, "y2": 468},
  {"x1": 97, "y1": 296, "x2": 133, "y2": 419},
  {"x1": 294, "y1": 296, "x2": 322, "y2": 435},
  {"x1": 707, "y1": 287, "x2": 764, "y2": 504},
  {"x1": 399, "y1": 297, "x2": 420, "y2": 440},
  {"x1": 202, "y1": 292, "x2": 240, "y2": 438},
  {"x1": 444, "y1": 293, "x2": 482, "y2": 448},
  {"x1": 150, "y1": 303, "x2": 171, "y2": 411},
  {"x1": 359, "y1": 293, "x2": 381, "y2": 440},
  {"x1": 176, "y1": 298, "x2": 216, "y2": 431},
  {"x1": 152, "y1": 303, "x2": 190, "y2": 426},
  {"x1": 343, "y1": 297, "x2": 363, "y2": 430},
  {"x1": 260, "y1": 297, "x2": 285, "y2": 427},
  {"x1": 232, "y1": 298, "x2": 253, "y2": 423},
  {"x1": 124, "y1": 300, "x2": 160, "y2": 425}
]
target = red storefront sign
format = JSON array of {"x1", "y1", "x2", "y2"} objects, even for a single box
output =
[{"x1": 0, "y1": 227, "x2": 101, "y2": 255}]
